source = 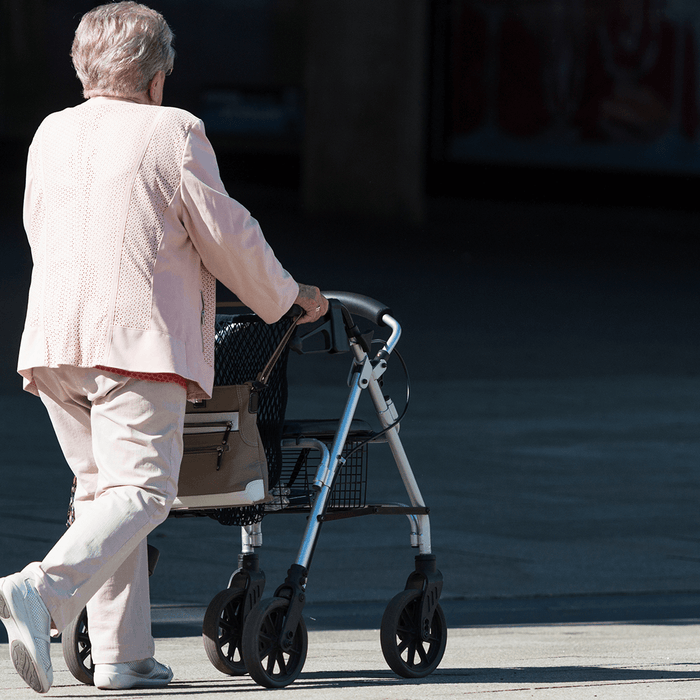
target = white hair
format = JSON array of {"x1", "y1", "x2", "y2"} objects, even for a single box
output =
[{"x1": 71, "y1": 2, "x2": 175, "y2": 99}]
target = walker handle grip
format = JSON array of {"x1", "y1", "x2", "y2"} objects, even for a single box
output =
[{"x1": 322, "y1": 291, "x2": 391, "y2": 327}]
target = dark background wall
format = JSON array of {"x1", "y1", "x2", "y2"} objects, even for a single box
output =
[{"x1": 3, "y1": 0, "x2": 700, "y2": 219}]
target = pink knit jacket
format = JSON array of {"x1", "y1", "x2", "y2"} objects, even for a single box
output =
[{"x1": 19, "y1": 97, "x2": 298, "y2": 400}]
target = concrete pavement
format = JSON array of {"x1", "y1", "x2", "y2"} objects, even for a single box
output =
[{"x1": 2, "y1": 619, "x2": 700, "y2": 698}]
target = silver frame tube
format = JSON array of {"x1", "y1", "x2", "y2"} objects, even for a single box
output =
[{"x1": 365, "y1": 372, "x2": 432, "y2": 554}]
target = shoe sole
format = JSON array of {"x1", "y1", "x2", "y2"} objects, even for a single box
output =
[
  {"x1": 94, "y1": 674, "x2": 173, "y2": 690},
  {"x1": 10, "y1": 640, "x2": 45, "y2": 693},
  {"x1": 0, "y1": 589, "x2": 51, "y2": 694}
]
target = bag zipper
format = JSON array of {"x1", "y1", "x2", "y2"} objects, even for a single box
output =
[
  {"x1": 183, "y1": 417, "x2": 233, "y2": 470},
  {"x1": 183, "y1": 443, "x2": 231, "y2": 470}
]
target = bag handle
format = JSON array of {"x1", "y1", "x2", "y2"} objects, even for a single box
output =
[{"x1": 255, "y1": 307, "x2": 305, "y2": 388}]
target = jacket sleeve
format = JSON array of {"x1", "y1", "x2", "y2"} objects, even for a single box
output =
[{"x1": 178, "y1": 119, "x2": 299, "y2": 323}]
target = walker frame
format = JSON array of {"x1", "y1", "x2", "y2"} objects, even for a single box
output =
[{"x1": 61, "y1": 291, "x2": 446, "y2": 689}]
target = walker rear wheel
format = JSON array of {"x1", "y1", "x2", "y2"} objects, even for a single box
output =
[
  {"x1": 202, "y1": 588, "x2": 247, "y2": 675},
  {"x1": 61, "y1": 607, "x2": 94, "y2": 685},
  {"x1": 380, "y1": 588, "x2": 447, "y2": 678},
  {"x1": 241, "y1": 597, "x2": 308, "y2": 688}
]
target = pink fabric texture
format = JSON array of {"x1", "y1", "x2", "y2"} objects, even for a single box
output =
[{"x1": 20, "y1": 97, "x2": 299, "y2": 400}]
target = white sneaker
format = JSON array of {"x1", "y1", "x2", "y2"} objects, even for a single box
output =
[
  {"x1": 93, "y1": 657, "x2": 173, "y2": 690},
  {"x1": 0, "y1": 573, "x2": 53, "y2": 694}
]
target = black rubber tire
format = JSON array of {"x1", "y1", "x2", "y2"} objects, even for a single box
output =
[
  {"x1": 61, "y1": 608, "x2": 94, "y2": 685},
  {"x1": 380, "y1": 588, "x2": 447, "y2": 678},
  {"x1": 202, "y1": 588, "x2": 248, "y2": 675},
  {"x1": 241, "y1": 597, "x2": 308, "y2": 688}
]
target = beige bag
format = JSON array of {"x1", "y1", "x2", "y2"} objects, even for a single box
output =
[
  {"x1": 172, "y1": 312, "x2": 301, "y2": 511},
  {"x1": 172, "y1": 383, "x2": 268, "y2": 510}
]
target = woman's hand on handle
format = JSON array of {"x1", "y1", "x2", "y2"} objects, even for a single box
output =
[{"x1": 294, "y1": 284, "x2": 329, "y2": 324}]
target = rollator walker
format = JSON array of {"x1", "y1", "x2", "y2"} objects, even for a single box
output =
[{"x1": 61, "y1": 291, "x2": 447, "y2": 689}]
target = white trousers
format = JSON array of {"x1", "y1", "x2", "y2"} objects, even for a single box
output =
[{"x1": 24, "y1": 366, "x2": 186, "y2": 664}]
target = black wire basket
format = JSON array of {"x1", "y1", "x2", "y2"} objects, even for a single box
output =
[{"x1": 269, "y1": 438, "x2": 369, "y2": 512}]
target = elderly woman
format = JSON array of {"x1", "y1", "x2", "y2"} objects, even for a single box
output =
[{"x1": 0, "y1": 2, "x2": 327, "y2": 694}]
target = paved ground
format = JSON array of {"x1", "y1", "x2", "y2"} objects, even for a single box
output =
[
  {"x1": 0, "y1": 181, "x2": 699, "y2": 694},
  {"x1": 3, "y1": 622, "x2": 700, "y2": 698}
]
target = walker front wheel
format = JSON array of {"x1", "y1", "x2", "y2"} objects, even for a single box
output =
[
  {"x1": 202, "y1": 588, "x2": 247, "y2": 675},
  {"x1": 61, "y1": 607, "x2": 94, "y2": 685},
  {"x1": 380, "y1": 588, "x2": 447, "y2": 678},
  {"x1": 241, "y1": 597, "x2": 308, "y2": 688}
]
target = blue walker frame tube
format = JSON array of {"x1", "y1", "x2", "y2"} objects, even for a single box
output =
[
  {"x1": 293, "y1": 312, "x2": 432, "y2": 571},
  {"x1": 294, "y1": 370, "x2": 366, "y2": 570}
]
